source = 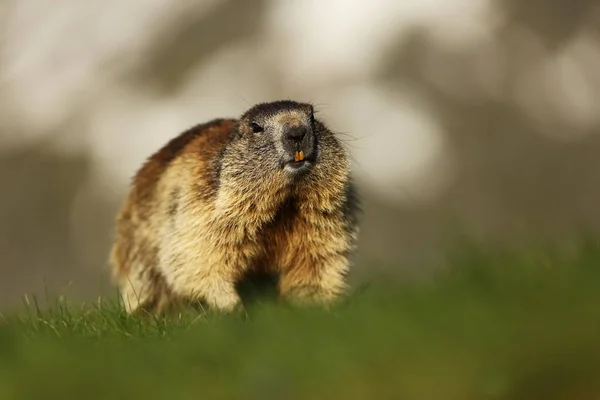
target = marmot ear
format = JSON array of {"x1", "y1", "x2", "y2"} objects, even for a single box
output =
[{"x1": 232, "y1": 122, "x2": 245, "y2": 138}]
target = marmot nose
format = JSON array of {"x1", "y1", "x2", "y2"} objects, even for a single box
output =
[{"x1": 286, "y1": 126, "x2": 308, "y2": 143}]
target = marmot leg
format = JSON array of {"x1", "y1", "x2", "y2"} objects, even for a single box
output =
[
  {"x1": 278, "y1": 254, "x2": 349, "y2": 306},
  {"x1": 117, "y1": 265, "x2": 172, "y2": 314},
  {"x1": 196, "y1": 269, "x2": 243, "y2": 312},
  {"x1": 159, "y1": 245, "x2": 246, "y2": 312}
]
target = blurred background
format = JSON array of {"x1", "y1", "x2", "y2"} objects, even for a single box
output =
[{"x1": 1, "y1": 0, "x2": 600, "y2": 310}]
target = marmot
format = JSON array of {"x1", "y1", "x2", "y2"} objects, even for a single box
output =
[{"x1": 109, "y1": 100, "x2": 360, "y2": 314}]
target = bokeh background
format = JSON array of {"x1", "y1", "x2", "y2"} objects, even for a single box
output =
[{"x1": 1, "y1": 0, "x2": 600, "y2": 310}]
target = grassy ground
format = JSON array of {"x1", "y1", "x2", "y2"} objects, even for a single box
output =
[{"x1": 2, "y1": 241, "x2": 600, "y2": 399}]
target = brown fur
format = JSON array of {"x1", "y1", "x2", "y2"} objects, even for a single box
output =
[{"x1": 109, "y1": 100, "x2": 360, "y2": 314}]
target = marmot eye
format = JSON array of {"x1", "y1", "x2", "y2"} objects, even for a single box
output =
[{"x1": 251, "y1": 122, "x2": 263, "y2": 133}]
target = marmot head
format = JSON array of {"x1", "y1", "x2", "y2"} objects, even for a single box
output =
[
  {"x1": 226, "y1": 100, "x2": 327, "y2": 177},
  {"x1": 220, "y1": 100, "x2": 350, "y2": 202}
]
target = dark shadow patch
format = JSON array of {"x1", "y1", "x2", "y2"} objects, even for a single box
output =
[{"x1": 236, "y1": 270, "x2": 280, "y2": 305}]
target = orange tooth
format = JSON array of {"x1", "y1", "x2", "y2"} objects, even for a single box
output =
[{"x1": 295, "y1": 151, "x2": 305, "y2": 162}]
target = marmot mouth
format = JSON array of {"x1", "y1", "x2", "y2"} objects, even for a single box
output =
[
  {"x1": 287, "y1": 159, "x2": 308, "y2": 168},
  {"x1": 282, "y1": 146, "x2": 315, "y2": 173},
  {"x1": 284, "y1": 157, "x2": 314, "y2": 173}
]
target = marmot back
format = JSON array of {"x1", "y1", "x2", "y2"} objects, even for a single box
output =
[{"x1": 109, "y1": 100, "x2": 360, "y2": 314}]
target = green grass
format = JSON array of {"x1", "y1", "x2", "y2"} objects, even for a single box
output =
[{"x1": 2, "y1": 241, "x2": 600, "y2": 399}]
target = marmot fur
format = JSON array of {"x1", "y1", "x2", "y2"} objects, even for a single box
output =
[{"x1": 109, "y1": 100, "x2": 360, "y2": 313}]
